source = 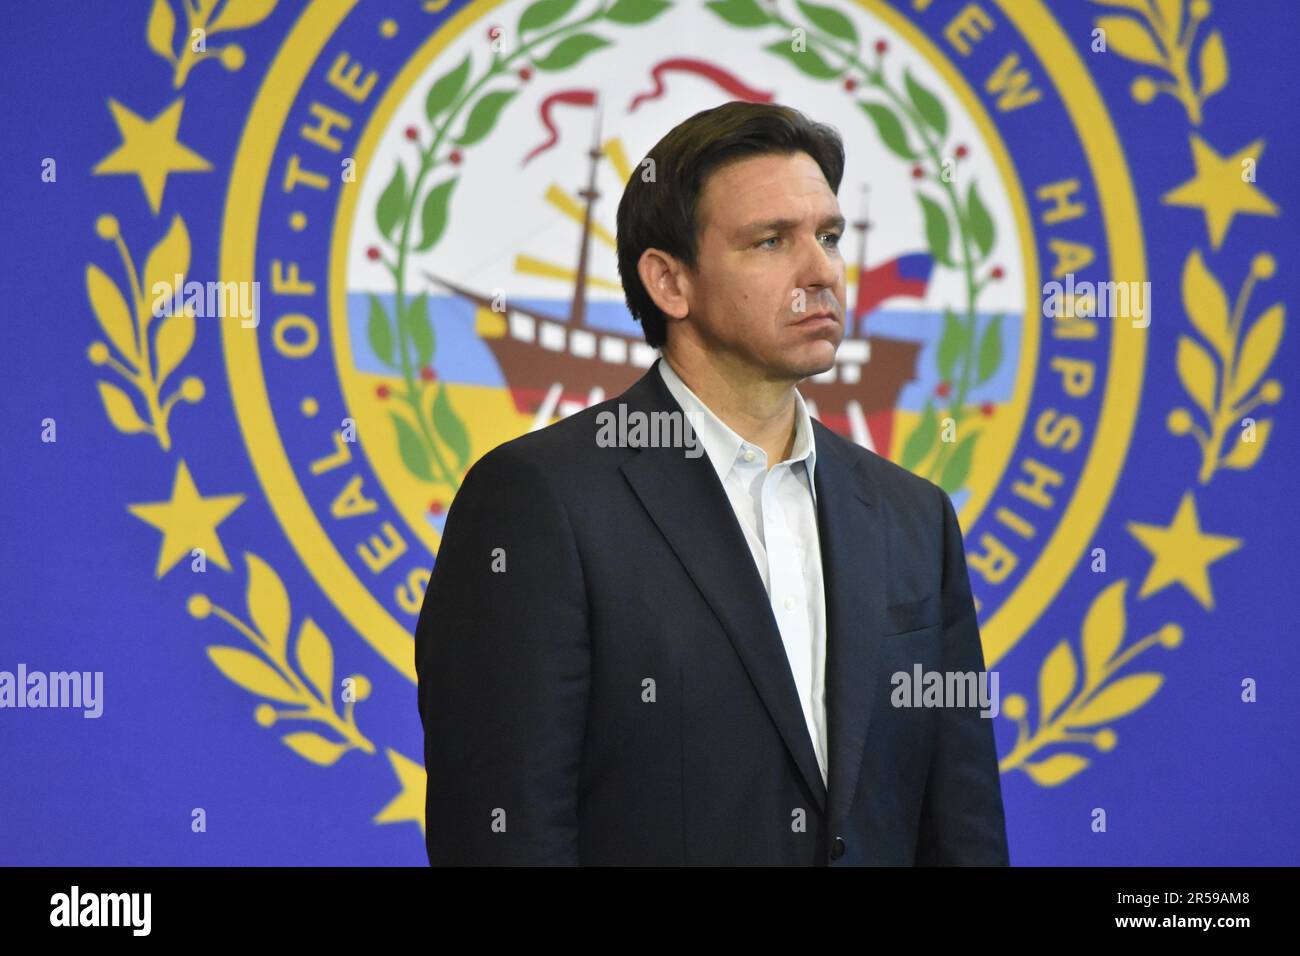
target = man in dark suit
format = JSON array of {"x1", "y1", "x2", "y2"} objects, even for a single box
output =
[{"x1": 416, "y1": 101, "x2": 1009, "y2": 865}]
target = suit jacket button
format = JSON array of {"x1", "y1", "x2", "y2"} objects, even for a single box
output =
[{"x1": 830, "y1": 836, "x2": 846, "y2": 860}]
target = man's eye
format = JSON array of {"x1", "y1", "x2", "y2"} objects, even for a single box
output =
[{"x1": 759, "y1": 231, "x2": 842, "y2": 247}]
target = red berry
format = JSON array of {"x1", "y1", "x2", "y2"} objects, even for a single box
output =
[
  {"x1": 405, "y1": 126, "x2": 418, "y2": 141},
  {"x1": 911, "y1": 165, "x2": 924, "y2": 179},
  {"x1": 487, "y1": 25, "x2": 500, "y2": 41},
  {"x1": 843, "y1": 76, "x2": 857, "y2": 92},
  {"x1": 366, "y1": 247, "x2": 380, "y2": 260},
  {"x1": 991, "y1": 266, "x2": 1004, "y2": 280},
  {"x1": 518, "y1": 67, "x2": 532, "y2": 81},
  {"x1": 936, "y1": 380, "x2": 951, "y2": 398},
  {"x1": 955, "y1": 144, "x2": 968, "y2": 159},
  {"x1": 420, "y1": 366, "x2": 436, "y2": 382},
  {"x1": 875, "y1": 40, "x2": 888, "y2": 54},
  {"x1": 376, "y1": 384, "x2": 390, "y2": 399},
  {"x1": 980, "y1": 401, "x2": 995, "y2": 417},
  {"x1": 429, "y1": 501, "x2": 445, "y2": 516},
  {"x1": 449, "y1": 150, "x2": 462, "y2": 165}
]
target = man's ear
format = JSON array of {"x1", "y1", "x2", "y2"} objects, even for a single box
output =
[{"x1": 637, "y1": 248, "x2": 691, "y2": 321}]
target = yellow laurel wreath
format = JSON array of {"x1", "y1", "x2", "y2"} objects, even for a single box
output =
[
  {"x1": 146, "y1": 0, "x2": 280, "y2": 88},
  {"x1": 999, "y1": 580, "x2": 1182, "y2": 786},
  {"x1": 188, "y1": 552, "x2": 377, "y2": 766},
  {"x1": 85, "y1": 213, "x2": 205, "y2": 452},
  {"x1": 1092, "y1": 0, "x2": 1226, "y2": 124},
  {"x1": 1169, "y1": 249, "x2": 1283, "y2": 484}
]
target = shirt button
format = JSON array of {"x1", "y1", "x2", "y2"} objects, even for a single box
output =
[
  {"x1": 783, "y1": 596, "x2": 795, "y2": 610},
  {"x1": 743, "y1": 449, "x2": 756, "y2": 463},
  {"x1": 830, "y1": 836, "x2": 846, "y2": 860}
]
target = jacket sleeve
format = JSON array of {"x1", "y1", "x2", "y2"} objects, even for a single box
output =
[
  {"x1": 914, "y1": 484, "x2": 1011, "y2": 865},
  {"x1": 415, "y1": 445, "x2": 590, "y2": 865}
]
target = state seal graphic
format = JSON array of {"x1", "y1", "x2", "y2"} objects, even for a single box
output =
[{"x1": 83, "y1": 0, "x2": 1285, "y2": 836}]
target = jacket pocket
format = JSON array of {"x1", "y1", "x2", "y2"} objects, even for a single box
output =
[{"x1": 884, "y1": 594, "x2": 940, "y2": 636}]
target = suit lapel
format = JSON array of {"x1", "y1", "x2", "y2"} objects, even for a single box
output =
[
  {"x1": 812, "y1": 422, "x2": 888, "y2": 828},
  {"x1": 618, "y1": 361, "x2": 828, "y2": 813}
]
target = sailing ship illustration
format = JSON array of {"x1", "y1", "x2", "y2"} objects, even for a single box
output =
[{"x1": 422, "y1": 111, "x2": 931, "y2": 454}]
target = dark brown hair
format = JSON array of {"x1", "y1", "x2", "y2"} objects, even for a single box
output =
[{"x1": 615, "y1": 101, "x2": 845, "y2": 348}]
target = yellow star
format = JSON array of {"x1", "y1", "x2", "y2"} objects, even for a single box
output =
[
  {"x1": 1161, "y1": 134, "x2": 1279, "y2": 250},
  {"x1": 127, "y1": 460, "x2": 245, "y2": 579},
  {"x1": 92, "y1": 98, "x2": 212, "y2": 214},
  {"x1": 1126, "y1": 491, "x2": 1242, "y2": 610},
  {"x1": 374, "y1": 748, "x2": 426, "y2": 835}
]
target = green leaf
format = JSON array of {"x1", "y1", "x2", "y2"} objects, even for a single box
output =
[
  {"x1": 917, "y1": 193, "x2": 952, "y2": 266},
  {"x1": 904, "y1": 68, "x2": 947, "y2": 137},
  {"x1": 391, "y1": 413, "x2": 434, "y2": 481},
  {"x1": 432, "y1": 383, "x2": 471, "y2": 472},
  {"x1": 454, "y1": 90, "x2": 517, "y2": 145},
  {"x1": 939, "y1": 431, "x2": 977, "y2": 493},
  {"x1": 967, "y1": 182, "x2": 995, "y2": 261},
  {"x1": 424, "y1": 53, "x2": 471, "y2": 123},
  {"x1": 763, "y1": 39, "x2": 840, "y2": 79},
  {"x1": 900, "y1": 400, "x2": 938, "y2": 472},
  {"x1": 367, "y1": 294, "x2": 394, "y2": 367},
  {"x1": 606, "y1": 0, "x2": 672, "y2": 24},
  {"x1": 375, "y1": 162, "x2": 406, "y2": 241},
  {"x1": 532, "y1": 33, "x2": 611, "y2": 71},
  {"x1": 936, "y1": 308, "x2": 966, "y2": 381},
  {"x1": 976, "y1": 314, "x2": 1003, "y2": 385},
  {"x1": 415, "y1": 178, "x2": 457, "y2": 252},
  {"x1": 796, "y1": 0, "x2": 858, "y2": 44},
  {"x1": 859, "y1": 102, "x2": 916, "y2": 160},
  {"x1": 519, "y1": 0, "x2": 579, "y2": 34},
  {"x1": 403, "y1": 293, "x2": 434, "y2": 369},
  {"x1": 705, "y1": 0, "x2": 771, "y2": 28}
]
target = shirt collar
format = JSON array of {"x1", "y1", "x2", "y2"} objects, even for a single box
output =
[{"x1": 656, "y1": 357, "x2": 818, "y2": 494}]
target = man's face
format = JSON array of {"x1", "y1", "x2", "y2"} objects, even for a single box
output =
[{"x1": 678, "y1": 150, "x2": 847, "y2": 381}]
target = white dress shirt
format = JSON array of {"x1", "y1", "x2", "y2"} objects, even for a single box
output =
[{"x1": 657, "y1": 357, "x2": 829, "y2": 788}]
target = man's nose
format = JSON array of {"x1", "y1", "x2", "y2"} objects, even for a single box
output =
[{"x1": 797, "y1": 236, "x2": 842, "y2": 307}]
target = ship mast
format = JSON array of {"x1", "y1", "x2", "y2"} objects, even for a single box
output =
[
  {"x1": 568, "y1": 94, "x2": 604, "y2": 328},
  {"x1": 850, "y1": 183, "x2": 870, "y2": 339}
]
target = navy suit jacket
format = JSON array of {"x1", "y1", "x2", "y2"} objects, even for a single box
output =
[{"x1": 415, "y1": 358, "x2": 1009, "y2": 865}]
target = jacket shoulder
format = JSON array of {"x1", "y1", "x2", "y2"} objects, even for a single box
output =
[{"x1": 457, "y1": 399, "x2": 628, "y2": 497}]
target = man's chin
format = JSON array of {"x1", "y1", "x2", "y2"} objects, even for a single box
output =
[{"x1": 786, "y1": 344, "x2": 840, "y2": 382}]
